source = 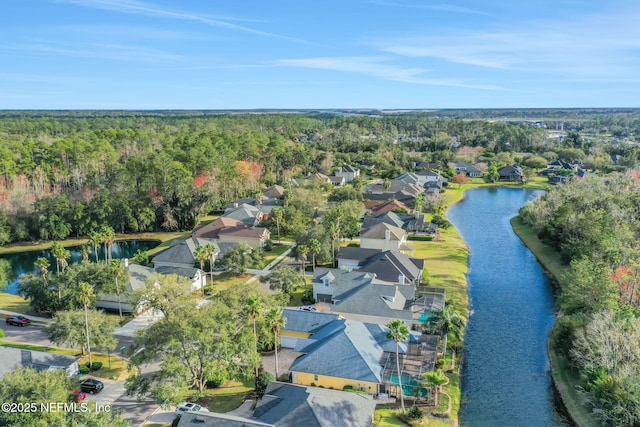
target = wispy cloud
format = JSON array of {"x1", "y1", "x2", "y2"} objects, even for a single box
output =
[
  {"x1": 58, "y1": 24, "x2": 207, "y2": 42},
  {"x1": 370, "y1": 0, "x2": 491, "y2": 16},
  {"x1": 55, "y1": 0, "x2": 303, "y2": 42},
  {"x1": 379, "y1": 7, "x2": 640, "y2": 79},
  {"x1": 0, "y1": 40, "x2": 183, "y2": 63},
  {"x1": 274, "y1": 56, "x2": 506, "y2": 90}
]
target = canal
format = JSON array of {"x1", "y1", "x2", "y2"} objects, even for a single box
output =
[{"x1": 447, "y1": 187, "x2": 571, "y2": 427}]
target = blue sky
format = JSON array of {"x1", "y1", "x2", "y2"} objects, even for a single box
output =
[{"x1": 1, "y1": 0, "x2": 639, "y2": 109}]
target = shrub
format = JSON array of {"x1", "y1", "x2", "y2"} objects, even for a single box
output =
[
  {"x1": 408, "y1": 405, "x2": 424, "y2": 420},
  {"x1": 86, "y1": 361, "x2": 102, "y2": 371},
  {"x1": 206, "y1": 370, "x2": 228, "y2": 388},
  {"x1": 78, "y1": 365, "x2": 90, "y2": 375},
  {"x1": 432, "y1": 214, "x2": 451, "y2": 229},
  {"x1": 263, "y1": 239, "x2": 274, "y2": 251},
  {"x1": 255, "y1": 371, "x2": 275, "y2": 398}
]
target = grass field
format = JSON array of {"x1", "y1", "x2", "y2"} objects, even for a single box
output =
[
  {"x1": 0, "y1": 292, "x2": 31, "y2": 314},
  {"x1": 180, "y1": 378, "x2": 254, "y2": 413}
]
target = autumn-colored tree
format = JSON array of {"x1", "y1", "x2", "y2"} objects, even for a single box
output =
[{"x1": 450, "y1": 173, "x2": 470, "y2": 187}]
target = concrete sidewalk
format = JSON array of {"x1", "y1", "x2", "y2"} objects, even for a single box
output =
[{"x1": 246, "y1": 245, "x2": 295, "y2": 284}]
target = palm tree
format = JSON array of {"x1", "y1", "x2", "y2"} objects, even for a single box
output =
[
  {"x1": 386, "y1": 319, "x2": 409, "y2": 414},
  {"x1": 429, "y1": 304, "x2": 466, "y2": 360},
  {"x1": 245, "y1": 297, "x2": 263, "y2": 377},
  {"x1": 204, "y1": 243, "x2": 217, "y2": 284},
  {"x1": 193, "y1": 245, "x2": 209, "y2": 296},
  {"x1": 80, "y1": 245, "x2": 90, "y2": 262},
  {"x1": 100, "y1": 226, "x2": 116, "y2": 263},
  {"x1": 297, "y1": 245, "x2": 308, "y2": 277},
  {"x1": 110, "y1": 260, "x2": 126, "y2": 320},
  {"x1": 413, "y1": 193, "x2": 425, "y2": 216},
  {"x1": 272, "y1": 207, "x2": 284, "y2": 244},
  {"x1": 266, "y1": 307, "x2": 286, "y2": 379},
  {"x1": 50, "y1": 241, "x2": 65, "y2": 274},
  {"x1": 79, "y1": 282, "x2": 95, "y2": 368},
  {"x1": 88, "y1": 231, "x2": 102, "y2": 263},
  {"x1": 309, "y1": 239, "x2": 321, "y2": 273},
  {"x1": 422, "y1": 369, "x2": 448, "y2": 408},
  {"x1": 35, "y1": 257, "x2": 50, "y2": 281},
  {"x1": 328, "y1": 223, "x2": 339, "y2": 268}
]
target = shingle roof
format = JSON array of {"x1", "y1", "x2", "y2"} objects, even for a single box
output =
[
  {"x1": 357, "y1": 251, "x2": 423, "y2": 284},
  {"x1": 359, "y1": 223, "x2": 406, "y2": 241},
  {"x1": 222, "y1": 204, "x2": 262, "y2": 226},
  {"x1": 337, "y1": 165, "x2": 359, "y2": 173},
  {"x1": 0, "y1": 347, "x2": 79, "y2": 379},
  {"x1": 338, "y1": 247, "x2": 385, "y2": 262},
  {"x1": 289, "y1": 319, "x2": 386, "y2": 383},
  {"x1": 177, "y1": 412, "x2": 273, "y2": 427},
  {"x1": 281, "y1": 310, "x2": 341, "y2": 334},
  {"x1": 193, "y1": 218, "x2": 244, "y2": 239},
  {"x1": 262, "y1": 185, "x2": 285, "y2": 199},
  {"x1": 219, "y1": 227, "x2": 269, "y2": 239},
  {"x1": 253, "y1": 382, "x2": 375, "y2": 427},
  {"x1": 365, "y1": 199, "x2": 411, "y2": 215},
  {"x1": 152, "y1": 239, "x2": 195, "y2": 266},
  {"x1": 361, "y1": 212, "x2": 407, "y2": 231}
]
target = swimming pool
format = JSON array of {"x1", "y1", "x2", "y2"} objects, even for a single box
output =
[
  {"x1": 384, "y1": 372, "x2": 429, "y2": 397},
  {"x1": 417, "y1": 311, "x2": 430, "y2": 323}
]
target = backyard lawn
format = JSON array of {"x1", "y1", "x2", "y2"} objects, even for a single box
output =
[
  {"x1": 0, "y1": 292, "x2": 31, "y2": 314},
  {"x1": 179, "y1": 378, "x2": 254, "y2": 413}
]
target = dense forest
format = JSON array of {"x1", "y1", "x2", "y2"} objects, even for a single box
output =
[
  {"x1": 520, "y1": 173, "x2": 640, "y2": 426},
  {"x1": 1, "y1": 109, "x2": 639, "y2": 246}
]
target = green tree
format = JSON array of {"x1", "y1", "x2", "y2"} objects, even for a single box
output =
[
  {"x1": 204, "y1": 243, "x2": 217, "y2": 284},
  {"x1": 245, "y1": 296, "x2": 264, "y2": 378},
  {"x1": 50, "y1": 241, "x2": 69, "y2": 274},
  {"x1": 133, "y1": 274, "x2": 198, "y2": 320},
  {"x1": 88, "y1": 231, "x2": 102, "y2": 263},
  {"x1": 260, "y1": 266, "x2": 303, "y2": 297},
  {"x1": 486, "y1": 164, "x2": 499, "y2": 183},
  {"x1": 266, "y1": 307, "x2": 286, "y2": 379},
  {"x1": 225, "y1": 243, "x2": 263, "y2": 275},
  {"x1": 328, "y1": 223, "x2": 339, "y2": 268},
  {"x1": 35, "y1": 257, "x2": 50, "y2": 280},
  {"x1": 193, "y1": 245, "x2": 208, "y2": 296},
  {"x1": 428, "y1": 304, "x2": 466, "y2": 359},
  {"x1": 421, "y1": 369, "x2": 448, "y2": 408},
  {"x1": 99, "y1": 225, "x2": 116, "y2": 263},
  {"x1": 271, "y1": 207, "x2": 284, "y2": 244},
  {"x1": 0, "y1": 367, "x2": 131, "y2": 427},
  {"x1": 386, "y1": 319, "x2": 409, "y2": 414},
  {"x1": 0, "y1": 259, "x2": 11, "y2": 290},
  {"x1": 309, "y1": 238, "x2": 321, "y2": 273},
  {"x1": 127, "y1": 302, "x2": 253, "y2": 399},
  {"x1": 110, "y1": 259, "x2": 128, "y2": 320},
  {"x1": 47, "y1": 308, "x2": 117, "y2": 359}
]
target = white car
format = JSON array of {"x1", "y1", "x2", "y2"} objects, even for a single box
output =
[
  {"x1": 175, "y1": 402, "x2": 210, "y2": 415},
  {"x1": 299, "y1": 305, "x2": 317, "y2": 312}
]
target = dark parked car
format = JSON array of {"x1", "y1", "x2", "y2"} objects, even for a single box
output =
[
  {"x1": 5, "y1": 315, "x2": 31, "y2": 326},
  {"x1": 79, "y1": 379, "x2": 104, "y2": 394}
]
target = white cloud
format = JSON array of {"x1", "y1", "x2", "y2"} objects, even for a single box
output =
[
  {"x1": 275, "y1": 56, "x2": 506, "y2": 90},
  {"x1": 379, "y1": 7, "x2": 640, "y2": 79},
  {"x1": 55, "y1": 0, "x2": 302, "y2": 42},
  {"x1": 370, "y1": 0, "x2": 491, "y2": 16}
]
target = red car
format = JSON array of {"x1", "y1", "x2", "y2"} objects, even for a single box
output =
[
  {"x1": 72, "y1": 389, "x2": 88, "y2": 402},
  {"x1": 5, "y1": 316, "x2": 30, "y2": 326}
]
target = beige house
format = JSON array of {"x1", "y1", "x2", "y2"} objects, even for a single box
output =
[
  {"x1": 359, "y1": 223, "x2": 410, "y2": 252},
  {"x1": 193, "y1": 218, "x2": 270, "y2": 249}
]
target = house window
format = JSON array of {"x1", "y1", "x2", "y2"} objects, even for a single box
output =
[{"x1": 314, "y1": 375, "x2": 318, "y2": 381}]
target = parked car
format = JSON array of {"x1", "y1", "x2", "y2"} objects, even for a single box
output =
[
  {"x1": 299, "y1": 305, "x2": 317, "y2": 312},
  {"x1": 176, "y1": 402, "x2": 209, "y2": 415},
  {"x1": 5, "y1": 315, "x2": 31, "y2": 326},
  {"x1": 79, "y1": 379, "x2": 104, "y2": 394},
  {"x1": 72, "y1": 389, "x2": 88, "y2": 402}
]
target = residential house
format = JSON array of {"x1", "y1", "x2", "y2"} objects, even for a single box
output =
[
  {"x1": 454, "y1": 162, "x2": 482, "y2": 178},
  {"x1": 176, "y1": 382, "x2": 376, "y2": 427},
  {"x1": 0, "y1": 346, "x2": 79, "y2": 379},
  {"x1": 391, "y1": 172, "x2": 424, "y2": 187},
  {"x1": 329, "y1": 176, "x2": 346, "y2": 187},
  {"x1": 334, "y1": 165, "x2": 361, "y2": 183},
  {"x1": 361, "y1": 211, "x2": 436, "y2": 236},
  {"x1": 363, "y1": 182, "x2": 423, "y2": 197},
  {"x1": 312, "y1": 268, "x2": 416, "y2": 325},
  {"x1": 363, "y1": 199, "x2": 411, "y2": 216},
  {"x1": 414, "y1": 161, "x2": 440, "y2": 170},
  {"x1": 97, "y1": 263, "x2": 156, "y2": 313},
  {"x1": 362, "y1": 191, "x2": 416, "y2": 206},
  {"x1": 280, "y1": 310, "x2": 342, "y2": 349},
  {"x1": 305, "y1": 173, "x2": 332, "y2": 185},
  {"x1": 222, "y1": 203, "x2": 265, "y2": 226},
  {"x1": 336, "y1": 248, "x2": 424, "y2": 285},
  {"x1": 359, "y1": 223, "x2": 410, "y2": 252},
  {"x1": 549, "y1": 175, "x2": 570, "y2": 185},
  {"x1": 149, "y1": 237, "x2": 207, "y2": 288},
  {"x1": 497, "y1": 165, "x2": 524, "y2": 181},
  {"x1": 262, "y1": 185, "x2": 286, "y2": 200},
  {"x1": 193, "y1": 217, "x2": 270, "y2": 249},
  {"x1": 284, "y1": 312, "x2": 437, "y2": 398}
]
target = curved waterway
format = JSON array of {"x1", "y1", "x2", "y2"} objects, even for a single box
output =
[{"x1": 448, "y1": 188, "x2": 572, "y2": 427}]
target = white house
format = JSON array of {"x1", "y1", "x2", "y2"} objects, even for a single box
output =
[
  {"x1": 334, "y1": 165, "x2": 360, "y2": 182},
  {"x1": 359, "y1": 223, "x2": 410, "y2": 252}
]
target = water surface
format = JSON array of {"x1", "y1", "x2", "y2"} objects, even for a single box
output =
[{"x1": 448, "y1": 187, "x2": 571, "y2": 427}]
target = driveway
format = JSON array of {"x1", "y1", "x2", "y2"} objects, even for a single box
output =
[
  {"x1": 261, "y1": 348, "x2": 297, "y2": 378},
  {"x1": 113, "y1": 309, "x2": 164, "y2": 337}
]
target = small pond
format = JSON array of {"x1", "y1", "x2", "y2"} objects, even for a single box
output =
[{"x1": 1, "y1": 240, "x2": 160, "y2": 294}]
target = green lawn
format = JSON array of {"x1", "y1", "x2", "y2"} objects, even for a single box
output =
[
  {"x1": 209, "y1": 273, "x2": 253, "y2": 293},
  {"x1": 0, "y1": 340, "x2": 78, "y2": 357},
  {"x1": 254, "y1": 244, "x2": 290, "y2": 269},
  {"x1": 180, "y1": 379, "x2": 253, "y2": 413},
  {"x1": 78, "y1": 353, "x2": 129, "y2": 381},
  {"x1": 0, "y1": 292, "x2": 31, "y2": 314}
]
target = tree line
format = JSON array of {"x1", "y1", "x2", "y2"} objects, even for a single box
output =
[{"x1": 519, "y1": 171, "x2": 640, "y2": 426}]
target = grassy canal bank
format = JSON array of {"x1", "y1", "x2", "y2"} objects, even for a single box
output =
[{"x1": 510, "y1": 216, "x2": 599, "y2": 427}]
